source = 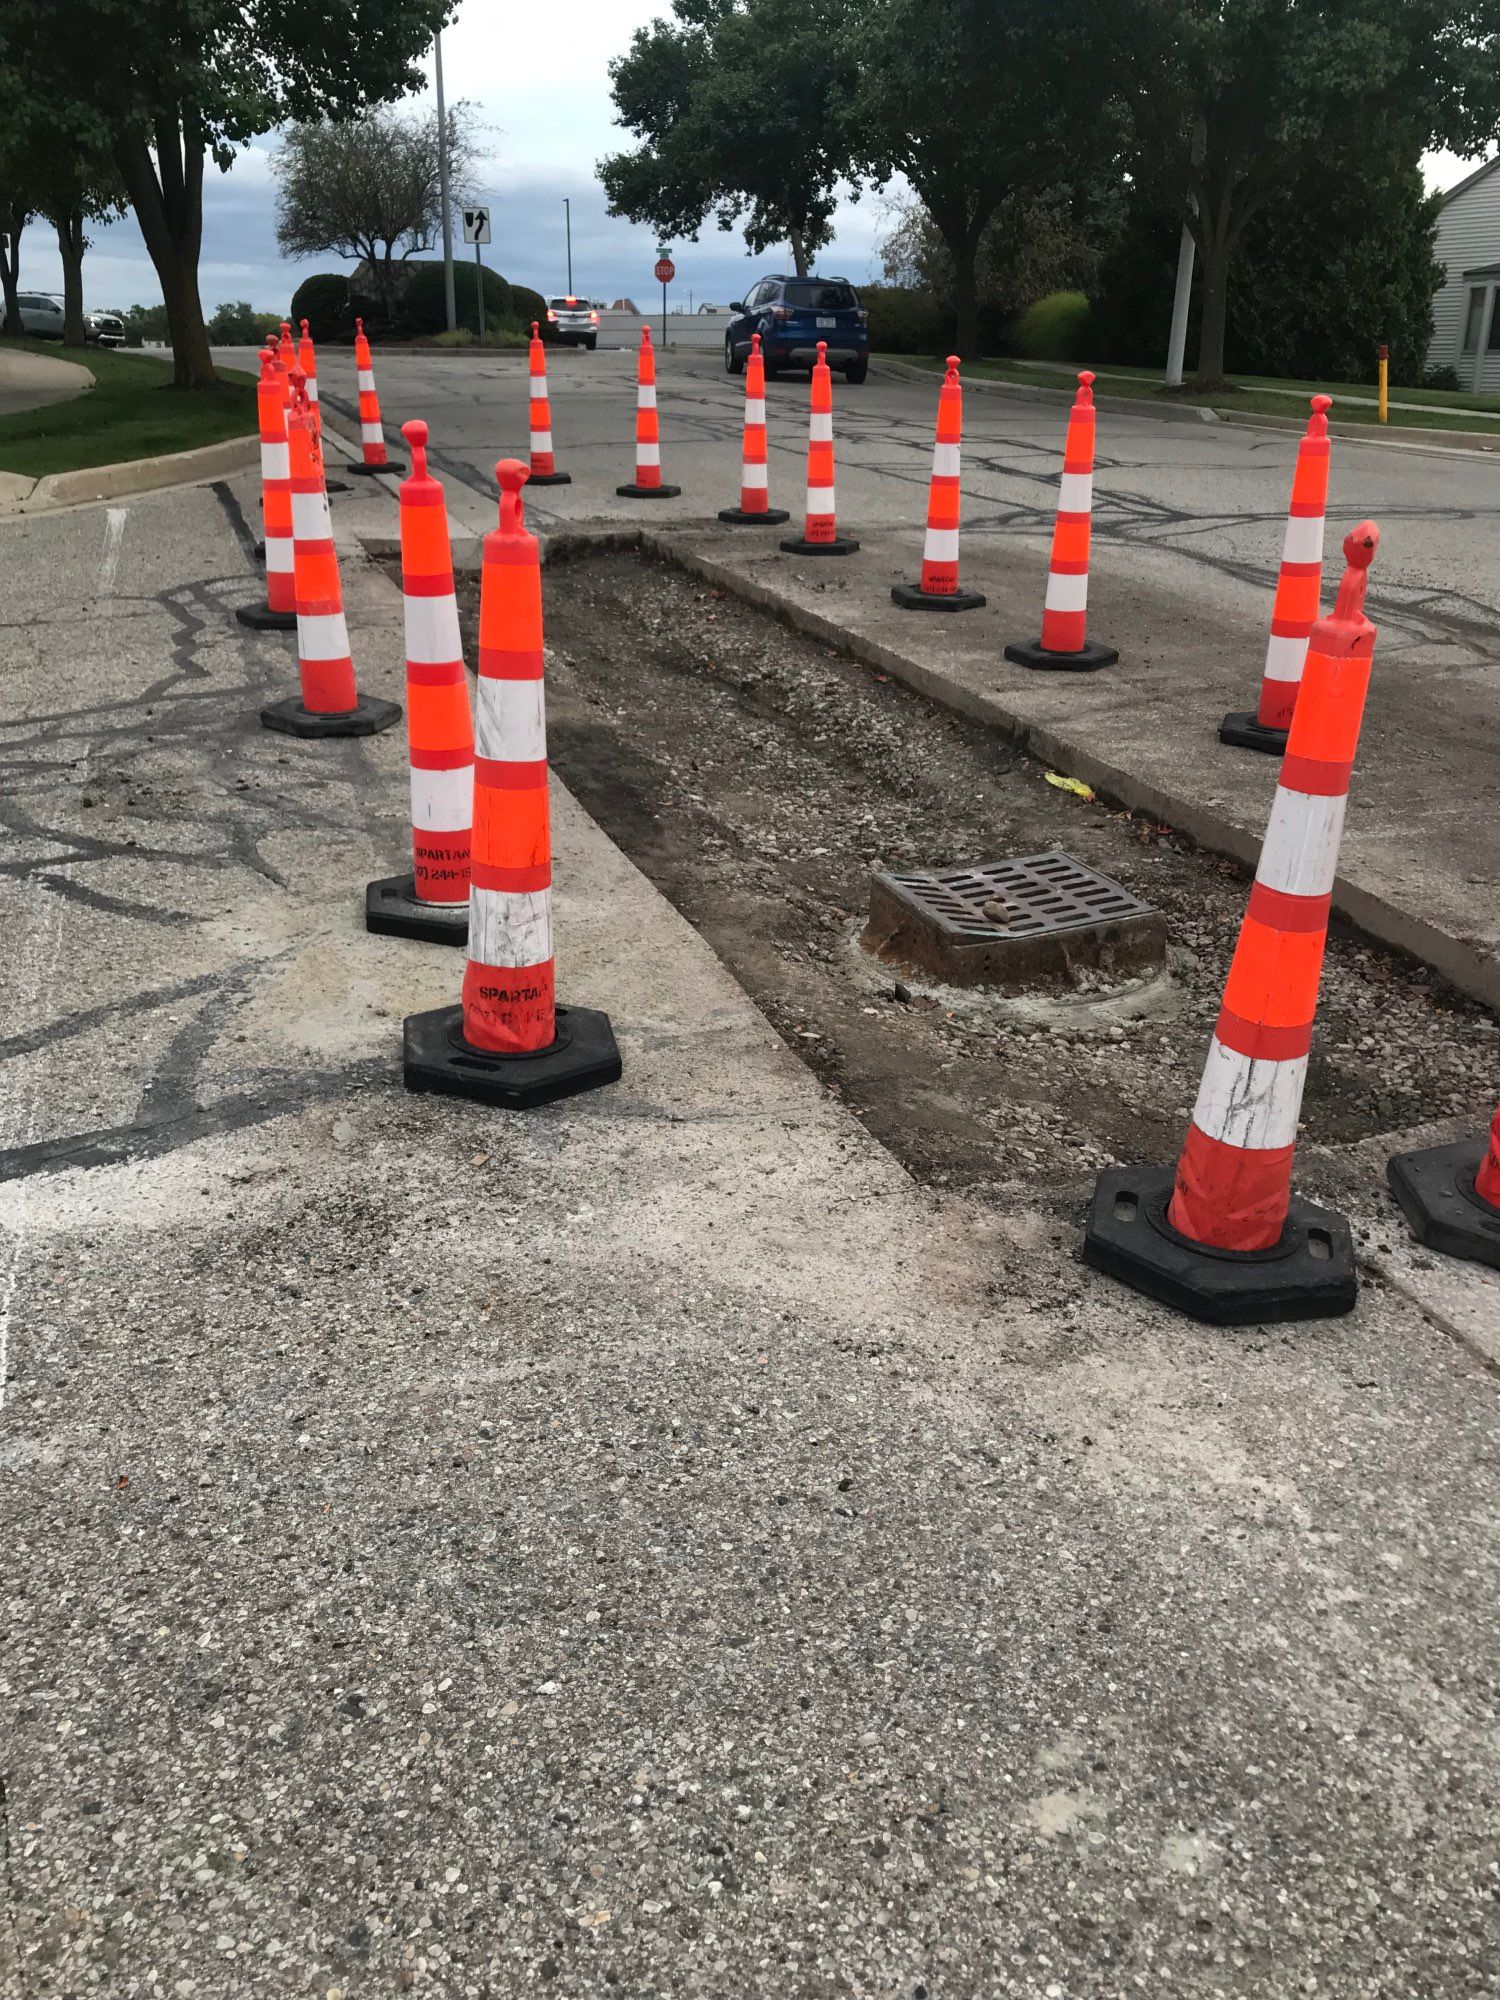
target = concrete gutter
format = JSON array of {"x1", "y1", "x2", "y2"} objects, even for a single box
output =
[{"x1": 0, "y1": 431, "x2": 258, "y2": 515}]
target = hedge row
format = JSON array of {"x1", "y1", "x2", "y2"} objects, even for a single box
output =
[{"x1": 288, "y1": 264, "x2": 553, "y2": 344}]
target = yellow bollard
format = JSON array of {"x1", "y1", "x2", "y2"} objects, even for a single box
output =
[{"x1": 1378, "y1": 343, "x2": 1389, "y2": 424}]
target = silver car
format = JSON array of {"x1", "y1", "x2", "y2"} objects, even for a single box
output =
[
  {"x1": 87, "y1": 311, "x2": 125, "y2": 348},
  {"x1": 546, "y1": 296, "x2": 598, "y2": 349},
  {"x1": 15, "y1": 292, "x2": 65, "y2": 339}
]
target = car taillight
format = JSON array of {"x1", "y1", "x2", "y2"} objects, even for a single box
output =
[
  {"x1": 770, "y1": 305, "x2": 790, "y2": 322},
  {"x1": 857, "y1": 310, "x2": 868, "y2": 326},
  {"x1": 547, "y1": 309, "x2": 557, "y2": 322},
  {"x1": 589, "y1": 311, "x2": 599, "y2": 323}
]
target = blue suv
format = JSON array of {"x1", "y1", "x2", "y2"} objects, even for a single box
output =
[{"x1": 725, "y1": 275, "x2": 869, "y2": 383}]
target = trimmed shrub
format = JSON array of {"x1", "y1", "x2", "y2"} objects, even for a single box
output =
[
  {"x1": 289, "y1": 274, "x2": 352, "y2": 344},
  {"x1": 860, "y1": 284, "x2": 948, "y2": 356},
  {"x1": 510, "y1": 284, "x2": 548, "y2": 339},
  {"x1": 1013, "y1": 290, "x2": 1092, "y2": 361},
  {"x1": 403, "y1": 259, "x2": 513, "y2": 337}
]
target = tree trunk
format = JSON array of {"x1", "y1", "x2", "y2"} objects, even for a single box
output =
[
  {"x1": 0, "y1": 213, "x2": 23, "y2": 337},
  {"x1": 930, "y1": 203, "x2": 989, "y2": 361},
  {"x1": 56, "y1": 212, "x2": 86, "y2": 345},
  {"x1": 113, "y1": 115, "x2": 217, "y2": 389},
  {"x1": 789, "y1": 230, "x2": 809, "y2": 277},
  {"x1": 1193, "y1": 235, "x2": 1232, "y2": 389}
]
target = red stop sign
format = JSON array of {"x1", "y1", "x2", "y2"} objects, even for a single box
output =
[{"x1": 654, "y1": 257, "x2": 676, "y2": 284}]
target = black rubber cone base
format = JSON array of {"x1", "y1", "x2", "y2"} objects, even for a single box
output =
[
  {"x1": 253, "y1": 539, "x2": 265, "y2": 564},
  {"x1": 260, "y1": 694, "x2": 403, "y2": 740},
  {"x1": 365, "y1": 873, "x2": 468, "y2": 946},
  {"x1": 1219, "y1": 709, "x2": 1289, "y2": 755},
  {"x1": 528, "y1": 470, "x2": 573, "y2": 486},
  {"x1": 324, "y1": 478, "x2": 351, "y2": 494},
  {"x1": 235, "y1": 601, "x2": 298, "y2": 632},
  {"x1": 1082, "y1": 1164, "x2": 1357, "y2": 1327},
  {"x1": 1004, "y1": 637, "x2": 1118, "y2": 673},
  {"x1": 780, "y1": 535, "x2": 860, "y2": 556},
  {"x1": 718, "y1": 505, "x2": 791, "y2": 525},
  {"x1": 616, "y1": 482, "x2": 681, "y2": 498},
  {"x1": 403, "y1": 1002, "x2": 622, "y2": 1110},
  {"x1": 1387, "y1": 1138, "x2": 1500, "y2": 1271},
  {"x1": 347, "y1": 461, "x2": 404, "y2": 479},
  {"x1": 892, "y1": 582, "x2": 987, "y2": 613}
]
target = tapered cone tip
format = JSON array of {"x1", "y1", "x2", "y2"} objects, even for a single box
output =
[
  {"x1": 496, "y1": 457, "x2": 530, "y2": 532},
  {"x1": 356, "y1": 317, "x2": 364, "y2": 335},
  {"x1": 946, "y1": 354, "x2": 960, "y2": 376},
  {"x1": 402, "y1": 419, "x2": 429, "y2": 476},
  {"x1": 1312, "y1": 393, "x2": 1332, "y2": 415},
  {"x1": 531, "y1": 320, "x2": 539, "y2": 337},
  {"x1": 300, "y1": 319, "x2": 309, "y2": 336},
  {"x1": 751, "y1": 333, "x2": 761, "y2": 353},
  {"x1": 641, "y1": 326, "x2": 652, "y2": 344},
  {"x1": 1345, "y1": 521, "x2": 1379, "y2": 568},
  {"x1": 817, "y1": 341, "x2": 827, "y2": 362},
  {"x1": 259, "y1": 351, "x2": 277, "y2": 382}
]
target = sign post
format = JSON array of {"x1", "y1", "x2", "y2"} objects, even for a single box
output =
[
  {"x1": 1378, "y1": 343, "x2": 1389, "y2": 424},
  {"x1": 463, "y1": 206, "x2": 493, "y2": 339},
  {"x1": 655, "y1": 251, "x2": 676, "y2": 345}
]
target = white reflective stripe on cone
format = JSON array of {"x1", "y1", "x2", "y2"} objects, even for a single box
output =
[
  {"x1": 306, "y1": 381, "x2": 320, "y2": 404},
  {"x1": 1058, "y1": 471, "x2": 1093, "y2": 513},
  {"x1": 923, "y1": 527, "x2": 960, "y2": 563},
  {"x1": 297, "y1": 612, "x2": 352, "y2": 660},
  {"x1": 361, "y1": 423, "x2": 384, "y2": 445},
  {"x1": 637, "y1": 385, "x2": 657, "y2": 409},
  {"x1": 357, "y1": 369, "x2": 375, "y2": 391},
  {"x1": 411, "y1": 762, "x2": 474, "y2": 833},
  {"x1": 809, "y1": 412, "x2": 833, "y2": 443},
  {"x1": 530, "y1": 380, "x2": 549, "y2": 401},
  {"x1": 1189, "y1": 1040, "x2": 1307, "y2": 1151},
  {"x1": 932, "y1": 443, "x2": 961, "y2": 479},
  {"x1": 404, "y1": 593, "x2": 464, "y2": 665},
  {"x1": 1256, "y1": 791, "x2": 1348, "y2": 897},
  {"x1": 530, "y1": 430, "x2": 554, "y2": 454},
  {"x1": 1281, "y1": 513, "x2": 1325, "y2": 566},
  {"x1": 291, "y1": 491, "x2": 329, "y2": 540},
  {"x1": 469, "y1": 884, "x2": 553, "y2": 969},
  {"x1": 807, "y1": 484, "x2": 835, "y2": 514},
  {"x1": 636, "y1": 442, "x2": 660, "y2": 468},
  {"x1": 475, "y1": 677, "x2": 547, "y2": 764},
  {"x1": 265, "y1": 537, "x2": 295, "y2": 574},
  {"x1": 746, "y1": 398, "x2": 766, "y2": 425},
  {"x1": 1043, "y1": 569, "x2": 1089, "y2": 613},
  {"x1": 742, "y1": 464, "x2": 768, "y2": 489},
  {"x1": 263, "y1": 441, "x2": 290, "y2": 481},
  {"x1": 1262, "y1": 632, "x2": 1309, "y2": 685}
]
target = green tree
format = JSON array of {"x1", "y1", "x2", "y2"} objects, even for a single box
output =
[
  {"x1": 0, "y1": 0, "x2": 454, "y2": 388},
  {"x1": 1087, "y1": 0, "x2": 1500, "y2": 387},
  {"x1": 601, "y1": 0, "x2": 858, "y2": 277},
  {"x1": 206, "y1": 300, "x2": 282, "y2": 345},
  {"x1": 274, "y1": 104, "x2": 481, "y2": 319}
]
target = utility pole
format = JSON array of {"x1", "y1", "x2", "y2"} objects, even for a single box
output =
[
  {"x1": 434, "y1": 28, "x2": 457, "y2": 333},
  {"x1": 565, "y1": 198, "x2": 573, "y2": 294},
  {"x1": 1165, "y1": 226, "x2": 1195, "y2": 389}
]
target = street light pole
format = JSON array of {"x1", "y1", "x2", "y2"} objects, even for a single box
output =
[
  {"x1": 565, "y1": 198, "x2": 573, "y2": 294},
  {"x1": 434, "y1": 28, "x2": 457, "y2": 334}
]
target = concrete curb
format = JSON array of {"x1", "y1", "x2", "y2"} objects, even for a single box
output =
[{"x1": 0, "y1": 431, "x2": 260, "y2": 516}]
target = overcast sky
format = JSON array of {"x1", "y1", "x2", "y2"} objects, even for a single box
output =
[{"x1": 11, "y1": 0, "x2": 1488, "y2": 317}]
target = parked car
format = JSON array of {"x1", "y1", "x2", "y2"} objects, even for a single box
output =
[
  {"x1": 87, "y1": 310, "x2": 125, "y2": 348},
  {"x1": 725, "y1": 275, "x2": 869, "y2": 382},
  {"x1": 15, "y1": 292, "x2": 65, "y2": 340},
  {"x1": 546, "y1": 296, "x2": 599, "y2": 349}
]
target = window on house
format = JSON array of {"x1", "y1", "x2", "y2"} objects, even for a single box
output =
[{"x1": 1463, "y1": 286, "x2": 1487, "y2": 350}]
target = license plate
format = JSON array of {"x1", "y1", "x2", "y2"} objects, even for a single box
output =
[{"x1": 817, "y1": 317, "x2": 836, "y2": 328}]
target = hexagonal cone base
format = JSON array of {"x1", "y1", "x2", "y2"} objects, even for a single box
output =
[
  {"x1": 260, "y1": 694, "x2": 403, "y2": 740},
  {"x1": 1082, "y1": 1165, "x2": 1357, "y2": 1326},
  {"x1": 892, "y1": 582, "x2": 987, "y2": 614},
  {"x1": 252, "y1": 540, "x2": 265, "y2": 564},
  {"x1": 365, "y1": 873, "x2": 468, "y2": 946},
  {"x1": 403, "y1": 1003, "x2": 622, "y2": 1110},
  {"x1": 1219, "y1": 710, "x2": 1289, "y2": 755},
  {"x1": 780, "y1": 536, "x2": 860, "y2": 556},
  {"x1": 718, "y1": 505, "x2": 791, "y2": 525},
  {"x1": 616, "y1": 483, "x2": 682, "y2": 498},
  {"x1": 528, "y1": 470, "x2": 573, "y2": 486},
  {"x1": 1387, "y1": 1138, "x2": 1500, "y2": 1271},
  {"x1": 323, "y1": 478, "x2": 351, "y2": 493},
  {"x1": 235, "y1": 602, "x2": 298, "y2": 632},
  {"x1": 1004, "y1": 637, "x2": 1118, "y2": 673},
  {"x1": 346, "y1": 462, "x2": 402, "y2": 479}
]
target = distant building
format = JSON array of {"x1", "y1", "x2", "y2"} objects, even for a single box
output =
[
  {"x1": 1428, "y1": 158, "x2": 1500, "y2": 387},
  {"x1": 610, "y1": 298, "x2": 640, "y2": 314}
]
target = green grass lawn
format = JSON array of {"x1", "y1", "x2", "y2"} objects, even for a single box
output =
[
  {"x1": 897, "y1": 353, "x2": 1500, "y2": 435},
  {"x1": 0, "y1": 338, "x2": 258, "y2": 478}
]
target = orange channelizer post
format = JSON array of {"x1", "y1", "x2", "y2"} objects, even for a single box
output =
[
  {"x1": 1221, "y1": 395, "x2": 1333, "y2": 753},
  {"x1": 893, "y1": 355, "x2": 985, "y2": 613},
  {"x1": 1084, "y1": 523, "x2": 1382, "y2": 1326},
  {"x1": 616, "y1": 326, "x2": 681, "y2": 499},
  {"x1": 1388, "y1": 1098, "x2": 1500, "y2": 1271},
  {"x1": 719, "y1": 333, "x2": 789, "y2": 526},
  {"x1": 348, "y1": 319, "x2": 404, "y2": 477},
  {"x1": 277, "y1": 321, "x2": 296, "y2": 406},
  {"x1": 366, "y1": 419, "x2": 476, "y2": 944},
  {"x1": 526, "y1": 322, "x2": 571, "y2": 486},
  {"x1": 403, "y1": 459, "x2": 623, "y2": 1109},
  {"x1": 236, "y1": 348, "x2": 298, "y2": 632},
  {"x1": 260, "y1": 369, "x2": 402, "y2": 741},
  {"x1": 780, "y1": 341, "x2": 858, "y2": 557},
  {"x1": 1004, "y1": 370, "x2": 1117, "y2": 671},
  {"x1": 296, "y1": 319, "x2": 323, "y2": 435}
]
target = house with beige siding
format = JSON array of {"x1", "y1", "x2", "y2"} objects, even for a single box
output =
[{"x1": 1429, "y1": 155, "x2": 1500, "y2": 387}]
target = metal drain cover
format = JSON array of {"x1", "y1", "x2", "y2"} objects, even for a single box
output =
[{"x1": 862, "y1": 851, "x2": 1165, "y2": 992}]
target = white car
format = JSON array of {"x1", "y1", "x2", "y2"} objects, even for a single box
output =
[
  {"x1": 15, "y1": 292, "x2": 65, "y2": 340},
  {"x1": 87, "y1": 311, "x2": 125, "y2": 348},
  {"x1": 546, "y1": 296, "x2": 599, "y2": 349}
]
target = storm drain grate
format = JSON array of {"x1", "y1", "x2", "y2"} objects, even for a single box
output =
[{"x1": 862, "y1": 852, "x2": 1166, "y2": 992}]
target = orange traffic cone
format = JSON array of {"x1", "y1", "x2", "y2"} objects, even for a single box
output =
[
  {"x1": 1084, "y1": 524, "x2": 1382, "y2": 1324},
  {"x1": 526, "y1": 323, "x2": 571, "y2": 486},
  {"x1": 367, "y1": 420, "x2": 475, "y2": 943},
  {"x1": 780, "y1": 341, "x2": 858, "y2": 556},
  {"x1": 719, "y1": 334, "x2": 788, "y2": 526},
  {"x1": 261, "y1": 370, "x2": 402, "y2": 740},
  {"x1": 236, "y1": 348, "x2": 298, "y2": 631},
  {"x1": 296, "y1": 316, "x2": 349, "y2": 491},
  {"x1": 1005, "y1": 371, "x2": 1116, "y2": 671},
  {"x1": 349, "y1": 319, "x2": 404, "y2": 477},
  {"x1": 1221, "y1": 396, "x2": 1333, "y2": 753},
  {"x1": 616, "y1": 327, "x2": 680, "y2": 499},
  {"x1": 893, "y1": 356, "x2": 984, "y2": 612},
  {"x1": 404, "y1": 459, "x2": 622, "y2": 1107},
  {"x1": 1388, "y1": 1100, "x2": 1500, "y2": 1270}
]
